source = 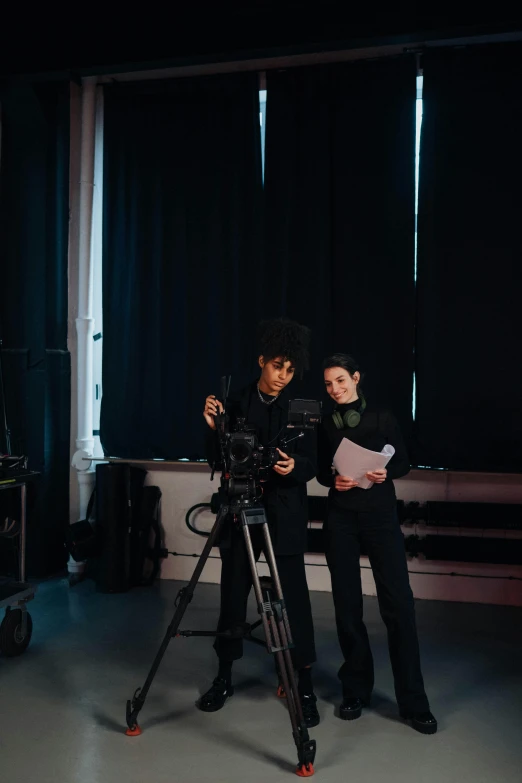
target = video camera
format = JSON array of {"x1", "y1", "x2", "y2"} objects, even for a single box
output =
[
  {"x1": 212, "y1": 377, "x2": 321, "y2": 511},
  {"x1": 227, "y1": 418, "x2": 279, "y2": 482}
]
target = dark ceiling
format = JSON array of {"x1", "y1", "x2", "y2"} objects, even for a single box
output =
[{"x1": 1, "y1": 5, "x2": 521, "y2": 78}]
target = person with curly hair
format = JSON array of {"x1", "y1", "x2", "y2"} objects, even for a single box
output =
[{"x1": 199, "y1": 318, "x2": 319, "y2": 727}]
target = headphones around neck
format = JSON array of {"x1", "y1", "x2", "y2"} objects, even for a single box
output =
[{"x1": 332, "y1": 393, "x2": 367, "y2": 429}]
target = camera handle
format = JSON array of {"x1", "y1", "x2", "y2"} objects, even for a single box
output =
[{"x1": 280, "y1": 431, "x2": 305, "y2": 450}]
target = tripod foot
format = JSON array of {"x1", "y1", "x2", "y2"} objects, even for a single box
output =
[
  {"x1": 296, "y1": 764, "x2": 315, "y2": 777},
  {"x1": 125, "y1": 725, "x2": 142, "y2": 737}
]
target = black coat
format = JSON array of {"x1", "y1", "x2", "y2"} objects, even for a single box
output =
[{"x1": 205, "y1": 382, "x2": 317, "y2": 555}]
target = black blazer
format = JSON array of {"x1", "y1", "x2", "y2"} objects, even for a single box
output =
[{"x1": 206, "y1": 382, "x2": 317, "y2": 555}]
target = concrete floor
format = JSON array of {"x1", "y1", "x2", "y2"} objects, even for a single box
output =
[{"x1": 1, "y1": 577, "x2": 521, "y2": 783}]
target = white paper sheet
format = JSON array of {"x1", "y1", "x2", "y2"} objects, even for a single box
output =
[{"x1": 332, "y1": 439, "x2": 395, "y2": 490}]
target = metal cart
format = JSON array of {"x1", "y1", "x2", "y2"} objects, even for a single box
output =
[{"x1": 0, "y1": 472, "x2": 39, "y2": 656}]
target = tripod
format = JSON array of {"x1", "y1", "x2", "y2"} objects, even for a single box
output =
[{"x1": 125, "y1": 500, "x2": 317, "y2": 777}]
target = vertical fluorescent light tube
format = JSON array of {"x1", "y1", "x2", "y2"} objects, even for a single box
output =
[
  {"x1": 259, "y1": 89, "x2": 267, "y2": 183},
  {"x1": 412, "y1": 74, "x2": 423, "y2": 422}
]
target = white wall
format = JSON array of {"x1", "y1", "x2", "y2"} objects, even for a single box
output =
[{"x1": 135, "y1": 463, "x2": 522, "y2": 607}]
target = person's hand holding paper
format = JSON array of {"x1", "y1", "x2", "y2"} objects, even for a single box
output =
[
  {"x1": 334, "y1": 474, "x2": 359, "y2": 491},
  {"x1": 365, "y1": 468, "x2": 387, "y2": 485},
  {"x1": 333, "y1": 439, "x2": 395, "y2": 490}
]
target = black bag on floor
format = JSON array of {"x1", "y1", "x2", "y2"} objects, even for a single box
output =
[
  {"x1": 66, "y1": 490, "x2": 100, "y2": 562},
  {"x1": 95, "y1": 463, "x2": 146, "y2": 593},
  {"x1": 129, "y1": 486, "x2": 162, "y2": 587}
]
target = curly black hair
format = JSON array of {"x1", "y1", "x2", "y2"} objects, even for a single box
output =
[{"x1": 257, "y1": 318, "x2": 311, "y2": 376}]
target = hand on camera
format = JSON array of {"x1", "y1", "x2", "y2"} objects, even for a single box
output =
[
  {"x1": 335, "y1": 475, "x2": 358, "y2": 491},
  {"x1": 203, "y1": 395, "x2": 224, "y2": 430},
  {"x1": 273, "y1": 448, "x2": 295, "y2": 476},
  {"x1": 365, "y1": 468, "x2": 387, "y2": 484}
]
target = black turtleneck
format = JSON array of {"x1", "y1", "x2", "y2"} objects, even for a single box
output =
[{"x1": 317, "y1": 398, "x2": 410, "y2": 512}]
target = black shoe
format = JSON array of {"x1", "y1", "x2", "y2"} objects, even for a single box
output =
[
  {"x1": 300, "y1": 692, "x2": 320, "y2": 728},
  {"x1": 339, "y1": 697, "x2": 365, "y2": 721},
  {"x1": 400, "y1": 710, "x2": 438, "y2": 735},
  {"x1": 197, "y1": 677, "x2": 234, "y2": 713}
]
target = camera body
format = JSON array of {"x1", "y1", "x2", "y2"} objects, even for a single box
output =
[
  {"x1": 219, "y1": 419, "x2": 278, "y2": 506},
  {"x1": 228, "y1": 419, "x2": 278, "y2": 481}
]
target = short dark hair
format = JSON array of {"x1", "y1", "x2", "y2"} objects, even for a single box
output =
[
  {"x1": 258, "y1": 318, "x2": 311, "y2": 376},
  {"x1": 323, "y1": 353, "x2": 360, "y2": 375}
]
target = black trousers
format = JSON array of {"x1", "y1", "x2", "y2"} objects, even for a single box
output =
[
  {"x1": 325, "y1": 506, "x2": 430, "y2": 713},
  {"x1": 214, "y1": 525, "x2": 316, "y2": 670}
]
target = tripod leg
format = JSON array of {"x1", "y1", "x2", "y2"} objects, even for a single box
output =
[
  {"x1": 262, "y1": 524, "x2": 316, "y2": 777},
  {"x1": 241, "y1": 522, "x2": 316, "y2": 776},
  {"x1": 240, "y1": 522, "x2": 275, "y2": 648},
  {"x1": 125, "y1": 504, "x2": 230, "y2": 735}
]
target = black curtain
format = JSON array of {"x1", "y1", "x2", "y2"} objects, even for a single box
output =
[
  {"x1": 101, "y1": 74, "x2": 263, "y2": 460},
  {"x1": 0, "y1": 81, "x2": 70, "y2": 577},
  {"x1": 415, "y1": 44, "x2": 522, "y2": 471},
  {"x1": 264, "y1": 59, "x2": 417, "y2": 436}
]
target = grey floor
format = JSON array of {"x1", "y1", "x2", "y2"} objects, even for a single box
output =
[{"x1": 1, "y1": 578, "x2": 521, "y2": 783}]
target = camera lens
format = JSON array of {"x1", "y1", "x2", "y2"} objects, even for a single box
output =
[{"x1": 230, "y1": 442, "x2": 251, "y2": 464}]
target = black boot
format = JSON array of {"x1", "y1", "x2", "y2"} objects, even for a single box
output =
[
  {"x1": 339, "y1": 697, "x2": 365, "y2": 721},
  {"x1": 198, "y1": 660, "x2": 233, "y2": 713},
  {"x1": 298, "y1": 667, "x2": 320, "y2": 728},
  {"x1": 300, "y1": 692, "x2": 320, "y2": 728},
  {"x1": 197, "y1": 677, "x2": 234, "y2": 713},
  {"x1": 400, "y1": 709, "x2": 438, "y2": 735}
]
